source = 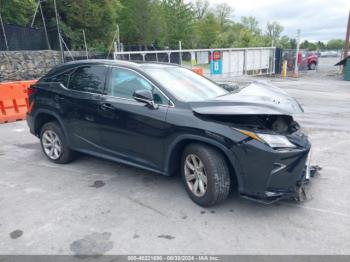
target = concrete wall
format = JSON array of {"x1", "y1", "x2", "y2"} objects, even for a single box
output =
[{"x1": 0, "y1": 50, "x2": 61, "y2": 82}]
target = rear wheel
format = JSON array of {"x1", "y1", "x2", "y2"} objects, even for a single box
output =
[
  {"x1": 40, "y1": 122, "x2": 75, "y2": 164},
  {"x1": 181, "y1": 144, "x2": 231, "y2": 206},
  {"x1": 309, "y1": 62, "x2": 316, "y2": 70}
]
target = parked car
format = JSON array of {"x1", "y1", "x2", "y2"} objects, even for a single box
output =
[
  {"x1": 27, "y1": 60, "x2": 311, "y2": 206},
  {"x1": 284, "y1": 50, "x2": 318, "y2": 71},
  {"x1": 302, "y1": 51, "x2": 318, "y2": 70}
]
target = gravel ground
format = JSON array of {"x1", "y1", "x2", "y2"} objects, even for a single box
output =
[{"x1": 0, "y1": 57, "x2": 349, "y2": 255}]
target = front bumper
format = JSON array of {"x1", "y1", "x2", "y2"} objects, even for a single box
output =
[{"x1": 232, "y1": 133, "x2": 311, "y2": 203}]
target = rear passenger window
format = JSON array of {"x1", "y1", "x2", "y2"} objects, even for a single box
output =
[
  {"x1": 50, "y1": 71, "x2": 71, "y2": 87},
  {"x1": 40, "y1": 69, "x2": 73, "y2": 87},
  {"x1": 68, "y1": 65, "x2": 107, "y2": 93}
]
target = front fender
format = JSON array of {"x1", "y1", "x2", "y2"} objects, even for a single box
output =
[{"x1": 164, "y1": 134, "x2": 245, "y2": 192}]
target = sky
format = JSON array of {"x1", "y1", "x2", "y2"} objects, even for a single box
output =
[{"x1": 206, "y1": 0, "x2": 350, "y2": 42}]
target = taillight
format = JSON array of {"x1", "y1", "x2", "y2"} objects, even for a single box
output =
[{"x1": 27, "y1": 86, "x2": 35, "y2": 96}]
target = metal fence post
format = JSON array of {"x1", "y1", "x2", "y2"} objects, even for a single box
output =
[{"x1": 228, "y1": 50, "x2": 232, "y2": 78}]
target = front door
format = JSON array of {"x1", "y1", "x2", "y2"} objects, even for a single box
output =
[{"x1": 98, "y1": 66, "x2": 171, "y2": 171}]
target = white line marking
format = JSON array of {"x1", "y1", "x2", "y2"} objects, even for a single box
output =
[{"x1": 283, "y1": 203, "x2": 350, "y2": 218}]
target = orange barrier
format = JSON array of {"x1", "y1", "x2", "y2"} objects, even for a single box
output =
[
  {"x1": 0, "y1": 80, "x2": 37, "y2": 124},
  {"x1": 192, "y1": 67, "x2": 204, "y2": 76}
]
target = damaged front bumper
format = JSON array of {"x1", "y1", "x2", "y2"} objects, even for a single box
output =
[{"x1": 231, "y1": 132, "x2": 315, "y2": 204}]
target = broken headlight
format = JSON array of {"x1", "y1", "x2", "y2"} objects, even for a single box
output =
[
  {"x1": 257, "y1": 134, "x2": 296, "y2": 148},
  {"x1": 236, "y1": 129, "x2": 296, "y2": 149}
]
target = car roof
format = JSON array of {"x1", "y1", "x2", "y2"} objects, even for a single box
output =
[
  {"x1": 45, "y1": 59, "x2": 180, "y2": 77},
  {"x1": 63, "y1": 59, "x2": 180, "y2": 69}
]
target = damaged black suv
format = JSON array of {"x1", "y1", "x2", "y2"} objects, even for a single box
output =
[{"x1": 27, "y1": 60, "x2": 311, "y2": 206}]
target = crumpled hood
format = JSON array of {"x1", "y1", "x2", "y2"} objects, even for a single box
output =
[{"x1": 190, "y1": 81, "x2": 304, "y2": 115}]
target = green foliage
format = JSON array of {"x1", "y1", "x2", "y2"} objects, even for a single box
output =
[
  {"x1": 119, "y1": 0, "x2": 163, "y2": 48},
  {"x1": 1, "y1": 0, "x2": 340, "y2": 51},
  {"x1": 36, "y1": 0, "x2": 122, "y2": 51},
  {"x1": 161, "y1": 0, "x2": 195, "y2": 48},
  {"x1": 0, "y1": 0, "x2": 36, "y2": 26},
  {"x1": 57, "y1": 0, "x2": 122, "y2": 51},
  {"x1": 266, "y1": 21, "x2": 283, "y2": 46},
  {"x1": 327, "y1": 39, "x2": 344, "y2": 50},
  {"x1": 241, "y1": 16, "x2": 260, "y2": 35},
  {"x1": 300, "y1": 40, "x2": 317, "y2": 51}
]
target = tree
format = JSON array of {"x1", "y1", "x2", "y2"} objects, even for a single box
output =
[
  {"x1": 300, "y1": 40, "x2": 317, "y2": 51},
  {"x1": 161, "y1": 0, "x2": 195, "y2": 48},
  {"x1": 41, "y1": 0, "x2": 122, "y2": 51},
  {"x1": 316, "y1": 41, "x2": 326, "y2": 50},
  {"x1": 241, "y1": 16, "x2": 260, "y2": 35},
  {"x1": 278, "y1": 36, "x2": 291, "y2": 49},
  {"x1": 327, "y1": 39, "x2": 344, "y2": 50},
  {"x1": 300, "y1": 40, "x2": 309, "y2": 49},
  {"x1": 193, "y1": 12, "x2": 220, "y2": 48},
  {"x1": 191, "y1": 0, "x2": 209, "y2": 20},
  {"x1": 266, "y1": 21, "x2": 283, "y2": 46},
  {"x1": 0, "y1": 0, "x2": 36, "y2": 26},
  {"x1": 213, "y1": 3, "x2": 233, "y2": 28},
  {"x1": 119, "y1": 0, "x2": 163, "y2": 49}
]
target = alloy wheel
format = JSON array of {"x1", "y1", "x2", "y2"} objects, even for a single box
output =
[
  {"x1": 184, "y1": 154, "x2": 208, "y2": 197},
  {"x1": 42, "y1": 130, "x2": 62, "y2": 160}
]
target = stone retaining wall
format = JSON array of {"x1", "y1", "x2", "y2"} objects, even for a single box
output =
[{"x1": 0, "y1": 50, "x2": 61, "y2": 81}]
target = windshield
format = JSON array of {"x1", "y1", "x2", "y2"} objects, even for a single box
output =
[{"x1": 143, "y1": 67, "x2": 228, "y2": 102}]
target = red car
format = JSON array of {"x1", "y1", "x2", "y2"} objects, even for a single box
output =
[{"x1": 298, "y1": 51, "x2": 318, "y2": 70}]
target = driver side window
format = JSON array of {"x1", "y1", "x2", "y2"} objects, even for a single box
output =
[{"x1": 108, "y1": 67, "x2": 168, "y2": 105}]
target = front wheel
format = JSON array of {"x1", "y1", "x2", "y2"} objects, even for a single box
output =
[{"x1": 181, "y1": 144, "x2": 231, "y2": 206}]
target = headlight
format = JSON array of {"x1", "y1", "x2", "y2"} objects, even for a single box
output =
[
  {"x1": 236, "y1": 129, "x2": 296, "y2": 148},
  {"x1": 257, "y1": 134, "x2": 296, "y2": 148}
]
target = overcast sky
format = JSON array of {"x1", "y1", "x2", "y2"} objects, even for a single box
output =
[{"x1": 206, "y1": 0, "x2": 350, "y2": 42}]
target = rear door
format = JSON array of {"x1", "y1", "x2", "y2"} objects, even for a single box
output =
[
  {"x1": 62, "y1": 65, "x2": 108, "y2": 151},
  {"x1": 98, "y1": 66, "x2": 172, "y2": 171}
]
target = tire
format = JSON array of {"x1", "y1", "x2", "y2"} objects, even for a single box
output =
[
  {"x1": 181, "y1": 143, "x2": 231, "y2": 206},
  {"x1": 40, "y1": 121, "x2": 75, "y2": 164},
  {"x1": 308, "y1": 62, "x2": 316, "y2": 70}
]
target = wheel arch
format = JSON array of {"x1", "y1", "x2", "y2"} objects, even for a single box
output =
[
  {"x1": 34, "y1": 110, "x2": 67, "y2": 139},
  {"x1": 164, "y1": 135, "x2": 243, "y2": 189}
]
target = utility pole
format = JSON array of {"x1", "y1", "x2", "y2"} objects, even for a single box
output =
[
  {"x1": 179, "y1": 40, "x2": 182, "y2": 65},
  {"x1": 0, "y1": 10, "x2": 9, "y2": 50},
  {"x1": 116, "y1": 24, "x2": 120, "y2": 53},
  {"x1": 343, "y1": 10, "x2": 350, "y2": 72},
  {"x1": 83, "y1": 30, "x2": 88, "y2": 59},
  {"x1": 53, "y1": 0, "x2": 64, "y2": 63},
  {"x1": 293, "y1": 29, "x2": 301, "y2": 78},
  {"x1": 31, "y1": 0, "x2": 40, "y2": 27},
  {"x1": 39, "y1": 1, "x2": 51, "y2": 50}
]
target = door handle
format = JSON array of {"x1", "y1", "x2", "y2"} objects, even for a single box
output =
[
  {"x1": 54, "y1": 95, "x2": 64, "y2": 101},
  {"x1": 100, "y1": 103, "x2": 114, "y2": 111}
]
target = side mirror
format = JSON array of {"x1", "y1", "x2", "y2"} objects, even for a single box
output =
[{"x1": 133, "y1": 89, "x2": 158, "y2": 109}]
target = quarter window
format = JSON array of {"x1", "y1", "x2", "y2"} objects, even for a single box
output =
[
  {"x1": 108, "y1": 67, "x2": 168, "y2": 105},
  {"x1": 68, "y1": 65, "x2": 107, "y2": 93}
]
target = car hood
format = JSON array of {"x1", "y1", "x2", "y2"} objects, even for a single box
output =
[{"x1": 189, "y1": 81, "x2": 304, "y2": 115}]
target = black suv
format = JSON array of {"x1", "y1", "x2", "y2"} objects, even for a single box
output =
[{"x1": 27, "y1": 60, "x2": 311, "y2": 206}]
